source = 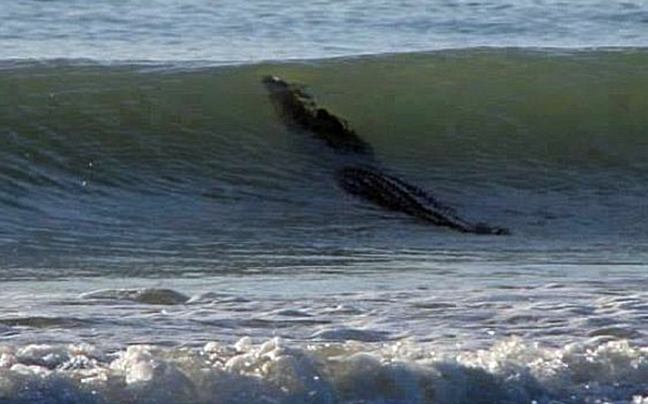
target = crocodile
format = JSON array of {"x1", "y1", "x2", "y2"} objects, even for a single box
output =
[{"x1": 262, "y1": 75, "x2": 509, "y2": 235}]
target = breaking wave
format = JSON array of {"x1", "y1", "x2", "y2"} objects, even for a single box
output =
[
  {"x1": 2, "y1": 336, "x2": 648, "y2": 403},
  {"x1": 1, "y1": 48, "x2": 648, "y2": 274}
]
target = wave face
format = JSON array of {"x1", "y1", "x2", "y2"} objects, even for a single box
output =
[{"x1": 1, "y1": 48, "x2": 648, "y2": 274}]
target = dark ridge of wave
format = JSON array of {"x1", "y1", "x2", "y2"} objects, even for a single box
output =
[
  {"x1": 0, "y1": 316, "x2": 93, "y2": 329},
  {"x1": 79, "y1": 288, "x2": 190, "y2": 305}
]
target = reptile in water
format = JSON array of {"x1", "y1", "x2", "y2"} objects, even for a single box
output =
[{"x1": 262, "y1": 75, "x2": 509, "y2": 235}]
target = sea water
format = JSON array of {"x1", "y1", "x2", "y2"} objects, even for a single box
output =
[
  {"x1": 2, "y1": 0, "x2": 648, "y2": 61},
  {"x1": 1, "y1": 1, "x2": 648, "y2": 403}
]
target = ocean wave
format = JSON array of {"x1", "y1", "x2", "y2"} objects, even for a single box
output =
[{"x1": 1, "y1": 48, "x2": 648, "y2": 272}]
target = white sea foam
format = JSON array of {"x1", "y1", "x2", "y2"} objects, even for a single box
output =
[{"x1": 1, "y1": 337, "x2": 648, "y2": 403}]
